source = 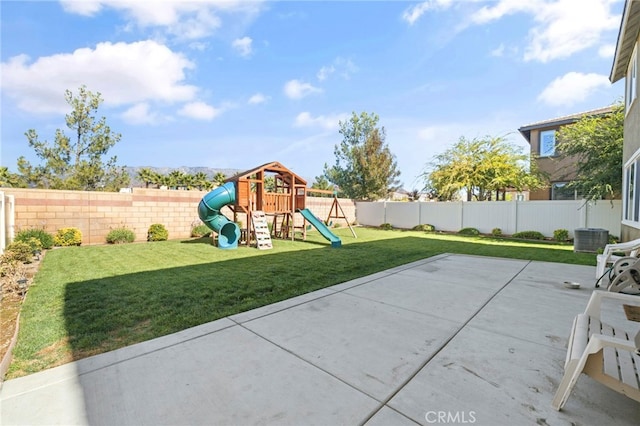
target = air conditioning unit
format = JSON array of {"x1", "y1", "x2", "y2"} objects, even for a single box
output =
[{"x1": 574, "y1": 228, "x2": 609, "y2": 253}]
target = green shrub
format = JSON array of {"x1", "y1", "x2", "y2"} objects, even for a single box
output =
[
  {"x1": 413, "y1": 224, "x2": 435, "y2": 232},
  {"x1": 23, "y1": 237, "x2": 43, "y2": 254},
  {"x1": 106, "y1": 227, "x2": 136, "y2": 244},
  {"x1": 4, "y1": 241, "x2": 34, "y2": 263},
  {"x1": 15, "y1": 228, "x2": 54, "y2": 249},
  {"x1": 54, "y1": 227, "x2": 82, "y2": 246},
  {"x1": 458, "y1": 227, "x2": 480, "y2": 236},
  {"x1": 147, "y1": 223, "x2": 169, "y2": 241},
  {"x1": 379, "y1": 223, "x2": 393, "y2": 230},
  {"x1": 491, "y1": 228, "x2": 502, "y2": 237},
  {"x1": 0, "y1": 255, "x2": 19, "y2": 277},
  {"x1": 0, "y1": 255, "x2": 28, "y2": 294},
  {"x1": 191, "y1": 224, "x2": 211, "y2": 238},
  {"x1": 553, "y1": 229, "x2": 569, "y2": 242},
  {"x1": 609, "y1": 235, "x2": 620, "y2": 244},
  {"x1": 512, "y1": 230, "x2": 545, "y2": 240}
]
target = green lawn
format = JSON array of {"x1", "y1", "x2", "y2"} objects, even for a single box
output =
[{"x1": 7, "y1": 227, "x2": 596, "y2": 378}]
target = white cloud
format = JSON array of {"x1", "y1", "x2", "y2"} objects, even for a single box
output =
[
  {"x1": 317, "y1": 65, "x2": 335, "y2": 81},
  {"x1": 121, "y1": 103, "x2": 160, "y2": 125},
  {"x1": 471, "y1": 0, "x2": 620, "y2": 63},
  {"x1": 232, "y1": 36, "x2": 253, "y2": 57},
  {"x1": 178, "y1": 101, "x2": 221, "y2": 121},
  {"x1": 283, "y1": 79, "x2": 322, "y2": 99},
  {"x1": 248, "y1": 93, "x2": 268, "y2": 105},
  {"x1": 294, "y1": 112, "x2": 347, "y2": 130},
  {"x1": 60, "y1": 0, "x2": 103, "y2": 15},
  {"x1": 490, "y1": 43, "x2": 505, "y2": 57},
  {"x1": 0, "y1": 40, "x2": 198, "y2": 114},
  {"x1": 598, "y1": 43, "x2": 616, "y2": 58},
  {"x1": 188, "y1": 41, "x2": 209, "y2": 52},
  {"x1": 317, "y1": 57, "x2": 358, "y2": 81},
  {"x1": 537, "y1": 72, "x2": 611, "y2": 107},
  {"x1": 402, "y1": 0, "x2": 454, "y2": 25},
  {"x1": 471, "y1": 0, "x2": 534, "y2": 24},
  {"x1": 60, "y1": 0, "x2": 265, "y2": 40}
]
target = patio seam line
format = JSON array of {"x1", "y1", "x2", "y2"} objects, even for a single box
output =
[
  {"x1": 224, "y1": 256, "x2": 460, "y2": 403},
  {"x1": 235, "y1": 254, "x2": 453, "y2": 325},
  {"x1": 339, "y1": 288, "x2": 501, "y2": 326},
  {"x1": 336, "y1": 257, "x2": 531, "y2": 334},
  {"x1": 235, "y1": 286, "x2": 374, "y2": 326},
  {"x1": 366, "y1": 405, "x2": 423, "y2": 425},
  {"x1": 3, "y1": 322, "x2": 242, "y2": 394},
  {"x1": 230, "y1": 290, "x2": 337, "y2": 324},
  {"x1": 358, "y1": 259, "x2": 534, "y2": 426},
  {"x1": 229, "y1": 317, "x2": 384, "y2": 404},
  {"x1": 463, "y1": 322, "x2": 570, "y2": 355}
]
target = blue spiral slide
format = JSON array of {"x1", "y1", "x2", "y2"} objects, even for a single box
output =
[{"x1": 198, "y1": 182, "x2": 241, "y2": 249}]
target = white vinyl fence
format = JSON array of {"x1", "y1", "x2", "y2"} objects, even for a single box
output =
[{"x1": 356, "y1": 200, "x2": 623, "y2": 239}]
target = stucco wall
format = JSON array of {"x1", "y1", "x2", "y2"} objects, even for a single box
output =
[
  {"x1": 528, "y1": 127, "x2": 580, "y2": 201},
  {"x1": 622, "y1": 98, "x2": 640, "y2": 241}
]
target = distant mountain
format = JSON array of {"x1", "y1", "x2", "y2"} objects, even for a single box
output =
[{"x1": 125, "y1": 166, "x2": 243, "y2": 187}]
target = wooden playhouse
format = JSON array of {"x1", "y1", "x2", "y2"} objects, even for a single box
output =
[{"x1": 224, "y1": 161, "x2": 308, "y2": 246}]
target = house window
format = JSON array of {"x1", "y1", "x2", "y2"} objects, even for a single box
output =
[
  {"x1": 627, "y1": 45, "x2": 637, "y2": 110},
  {"x1": 539, "y1": 130, "x2": 556, "y2": 157},
  {"x1": 624, "y1": 151, "x2": 640, "y2": 226},
  {"x1": 551, "y1": 182, "x2": 575, "y2": 200}
]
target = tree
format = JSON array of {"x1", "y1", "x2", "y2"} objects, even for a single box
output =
[
  {"x1": 168, "y1": 170, "x2": 187, "y2": 189},
  {"x1": 556, "y1": 102, "x2": 624, "y2": 201},
  {"x1": 17, "y1": 86, "x2": 129, "y2": 191},
  {"x1": 212, "y1": 172, "x2": 227, "y2": 188},
  {"x1": 424, "y1": 135, "x2": 544, "y2": 201},
  {"x1": 264, "y1": 176, "x2": 276, "y2": 193},
  {"x1": 182, "y1": 173, "x2": 197, "y2": 190},
  {"x1": 311, "y1": 175, "x2": 334, "y2": 197},
  {"x1": 193, "y1": 172, "x2": 213, "y2": 191},
  {"x1": 0, "y1": 167, "x2": 24, "y2": 188},
  {"x1": 137, "y1": 168, "x2": 157, "y2": 189},
  {"x1": 324, "y1": 112, "x2": 401, "y2": 200},
  {"x1": 157, "y1": 174, "x2": 172, "y2": 189}
]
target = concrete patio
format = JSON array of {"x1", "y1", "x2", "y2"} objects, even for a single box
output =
[{"x1": 1, "y1": 254, "x2": 639, "y2": 425}]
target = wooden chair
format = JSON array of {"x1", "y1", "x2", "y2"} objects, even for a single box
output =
[{"x1": 552, "y1": 291, "x2": 640, "y2": 410}]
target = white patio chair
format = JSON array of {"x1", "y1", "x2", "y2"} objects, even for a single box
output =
[{"x1": 552, "y1": 291, "x2": 640, "y2": 410}]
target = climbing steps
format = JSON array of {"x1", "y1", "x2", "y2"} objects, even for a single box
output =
[{"x1": 251, "y1": 211, "x2": 272, "y2": 250}]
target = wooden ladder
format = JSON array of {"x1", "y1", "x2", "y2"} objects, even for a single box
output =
[{"x1": 252, "y1": 211, "x2": 272, "y2": 250}]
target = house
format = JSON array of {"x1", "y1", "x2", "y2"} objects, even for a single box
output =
[
  {"x1": 388, "y1": 188, "x2": 411, "y2": 201},
  {"x1": 611, "y1": 0, "x2": 640, "y2": 241},
  {"x1": 518, "y1": 106, "x2": 615, "y2": 200}
]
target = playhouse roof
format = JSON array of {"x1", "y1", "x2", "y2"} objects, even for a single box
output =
[{"x1": 226, "y1": 161, "x2": 307, "y2": 186}]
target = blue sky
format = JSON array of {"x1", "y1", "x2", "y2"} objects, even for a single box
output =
[{"x1": 0, "y1": 0, "x2": 626, "y2": 190}]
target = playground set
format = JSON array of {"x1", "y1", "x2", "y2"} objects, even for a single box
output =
[{"x1": 197, "y1": 161, "x2": 355, "y2": 250}]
